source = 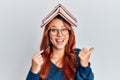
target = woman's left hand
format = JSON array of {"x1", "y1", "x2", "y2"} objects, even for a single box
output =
[{"x1": 78, "y1": 48, "x2": 94, "y2": 67}]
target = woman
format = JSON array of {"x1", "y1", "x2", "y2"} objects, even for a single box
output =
[{"x1": 26, "y1": 15, "x2": 94, "y2": 80}]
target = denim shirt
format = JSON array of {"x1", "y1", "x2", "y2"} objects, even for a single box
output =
[{"x1": 26, "y1": 48, "x2": 94, "y2": 80}]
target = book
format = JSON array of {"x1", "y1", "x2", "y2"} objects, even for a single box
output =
[{"x1": 40, "y1": 4, "x2": 77, "y2": 28}]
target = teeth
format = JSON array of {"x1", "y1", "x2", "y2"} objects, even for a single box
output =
[{"x1": 56, "y1": 40, "x2": 63, "y2": 42}]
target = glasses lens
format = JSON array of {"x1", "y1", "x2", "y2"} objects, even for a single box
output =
[
  {"x1": 50, "y1": 29, "x2": 57, "y2": 36},
  {"x1": 61, "y1": 28, "x2": 69, "y2": 35},
  {"x1": 50, "y1": 28, "x2": 70, "y2": 36}
]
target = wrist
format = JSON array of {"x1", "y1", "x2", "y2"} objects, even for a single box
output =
[
  {"x1": 31, "y1": 67, "x2": 39, "y2": 74},
  {"x1": 80, "y1": 61, "x2": 89, "y2": 67}
]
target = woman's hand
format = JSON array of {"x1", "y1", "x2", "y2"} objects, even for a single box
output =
[
  {"x1": 31, "y1": 50, "x2": 44, "y2": 74},
  {"x1": 78, "y1": 48, "x2": 94, "y2": 67}
]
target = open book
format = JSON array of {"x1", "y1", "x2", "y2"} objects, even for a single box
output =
[{"x1": 40, "y1": 4, "x2": 77, "y2": 27}]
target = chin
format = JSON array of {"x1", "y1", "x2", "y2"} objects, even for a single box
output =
[
  {"x1": 55, "y1": 45, "x2": 65, "y2": 50},
  {"x1": 56, "y1": 46, "x2": 64, "y2": 50}
]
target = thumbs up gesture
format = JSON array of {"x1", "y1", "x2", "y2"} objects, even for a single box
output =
[{"x1": 78, "y1": 48, "x2": 94, "y2": 67}]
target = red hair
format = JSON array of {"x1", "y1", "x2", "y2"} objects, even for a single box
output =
[{"x1": 40, "y1": 15, "x2": 77, "y2": 80}]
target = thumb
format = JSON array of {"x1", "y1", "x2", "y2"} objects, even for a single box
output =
[{"x1": 88, "y1": 47, "x2": 94, "y2": 55}]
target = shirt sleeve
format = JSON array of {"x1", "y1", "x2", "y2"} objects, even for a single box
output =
[
  {"x1": 26, "y1": 68, "x2": 39, "y2": 80},
  {"x1": 75, "y1": 48, "x2": 94, "y2": 80},
  {"x1": 76, "y1": 63, "x2": 94, "y2": 80}
]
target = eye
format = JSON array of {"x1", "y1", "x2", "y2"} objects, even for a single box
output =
[
  {"x1": 50, "y1": 29, "x2": 57, "y2": 32},
  {"x1": 62, "y1": 28, "x2": 68, "y2": 32}
]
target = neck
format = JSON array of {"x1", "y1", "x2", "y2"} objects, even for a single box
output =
[
  {"x1": 50, "y1": 47, "x2": 65, "y2": 68},
  {"x1": 51, "y1": 48, "x2": 65, "y2": 59}
]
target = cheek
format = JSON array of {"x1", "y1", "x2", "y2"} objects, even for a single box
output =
[
  {"x1": 49, "y1": 35, "x2": 55, "y2": 43},
  {"x1": 49, "y1": 35, "x2": 69, "y2": 44},
  {"x1": 65, "y1": 35, "x2": 69, "y2": 42}
]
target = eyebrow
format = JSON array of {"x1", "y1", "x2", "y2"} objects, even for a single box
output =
[
  {"x1": 50, "y1": 26, "x2": 66, "y2": 28},
  {"x1": 51, "y1": 26, "x2": 56, "y2": 28}
]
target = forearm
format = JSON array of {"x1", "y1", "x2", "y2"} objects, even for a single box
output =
[{"x1": 76, "y1": 63, "x2": 94, "y2": 80}]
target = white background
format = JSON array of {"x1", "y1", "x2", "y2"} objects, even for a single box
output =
[{"x1": 0, "y1": 0, "x2": 120, "y2": 80}]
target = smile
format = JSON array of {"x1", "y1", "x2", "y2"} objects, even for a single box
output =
[{"x1": 56, "y1": 39, "x2": 64, "y2": 45}]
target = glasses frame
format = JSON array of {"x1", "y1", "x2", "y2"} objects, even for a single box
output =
[{"x1": 49, "y1": 28, "x2": 71, "y2": 36}]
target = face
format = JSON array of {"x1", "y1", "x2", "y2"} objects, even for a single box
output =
[{"x1": 49, "y1": 18, "x2": 69, "y2": 50}]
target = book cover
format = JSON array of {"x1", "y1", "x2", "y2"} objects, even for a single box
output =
[{"x1": 40, "y1": 4, "x2": 77, "y2": 28}]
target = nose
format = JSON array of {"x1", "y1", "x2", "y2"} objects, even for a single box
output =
[{"x1": 57, "y1": 30, "x2": 62, "y2": 37}]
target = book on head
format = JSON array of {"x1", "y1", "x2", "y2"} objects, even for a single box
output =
[{"x1": 40, "y1": 4, "x2": 77, "y2": 28}]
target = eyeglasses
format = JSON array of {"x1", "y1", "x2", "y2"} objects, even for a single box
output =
[{"x1": 49, "y1": 28, "x2": 70, "y2": 36}]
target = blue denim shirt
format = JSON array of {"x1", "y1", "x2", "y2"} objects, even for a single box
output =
[{"x1": 26, "y1": 48, "x2": 94, "y2": 80}]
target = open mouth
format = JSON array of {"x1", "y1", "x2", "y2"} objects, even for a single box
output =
[{"x1": 56, "y1": 39, "x2": 64, "y2": 45}]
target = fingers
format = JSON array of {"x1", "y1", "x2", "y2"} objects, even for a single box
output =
[
  {"x1": 34, "y1": 54, "x2": 43, "y2": 62},
  {"x1": 87, "y1": 47, "x2": 94, "y2": 56},
  {"x1": 78, "y1": 47, "x2": 94, "y2": 61},
  {"x1": 89, "y1": 47, "x2": 94, "y2": 53},
  {"x1": 78, "y1": 47, "x2": 94, "y2": 67},
  {"x1": 31, "y1": 50, "x2": 44, "y2": 74},
  {"x1": 32, "y1": 50, "x2": 44, "y2": 63},
  {"x1": 81, "y1": 47, "x2": 94, "y2": 55},
  {"x1": 33, "y1": 50, "x2": 44, "y2": 59}
]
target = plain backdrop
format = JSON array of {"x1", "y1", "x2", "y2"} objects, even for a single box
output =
[{"x1": 0, "y1": 0, "x2": 120, "y2": 80}]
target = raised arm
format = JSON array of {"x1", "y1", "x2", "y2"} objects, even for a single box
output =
[
  {"x1": 26, "y1": 50, "x2": 44, "y2": 80},
  {"x1": 75, "y1": 48, "x2": 94, "y2": 80}
]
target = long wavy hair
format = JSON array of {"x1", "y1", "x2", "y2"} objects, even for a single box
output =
[{"x1": 40, "y1": 15, "x2": 77, "y2": 80}]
